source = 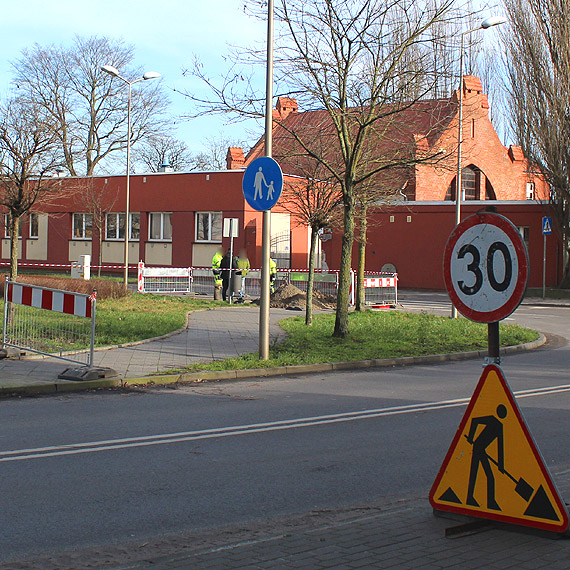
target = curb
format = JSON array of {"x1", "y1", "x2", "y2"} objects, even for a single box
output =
[{"x1": 0, "y1": 333, "x2": 546, "y2": 397}]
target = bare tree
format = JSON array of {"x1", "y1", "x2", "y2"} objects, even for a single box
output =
[
  {"x1": 197, "y1": 134, "x2": 250, "y2": 170},
  {"x1": 273, "y1": 0, "x2": 459, "y2": 337},
  {"x1": 12, "y1": 36, "x2": 170, "y2": 176},
  {"x1": 0, "y1": 97, "x2": 62, "y2": 280},
  {"x1": 134, "y1": 135, "x2": 195, "y2": 172},
  {"x1": 185, "y1": 0, "x2": 459, "y2": 337},
  {"x1": 76, "y1": 179, "x2": 119, "y2": 276},
  {"x1": 134, "y1": 133, "x2": 248, "y2": 173},
  {"x1": 501, "y1": 0, "x2": 570, "y2": 287},
  {"x1": 354, "y1": 172, "x2": 409, "y2": 311},
  {"x1": 280, "y1": 157, "x2": 342, "y2": 325}
]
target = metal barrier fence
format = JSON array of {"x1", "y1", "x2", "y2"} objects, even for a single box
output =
[
  {"x1": 2, "y1": 279, "x2": 96, "y2": 366},
  {"x1": 288, "y1": 271, "x2": 339, "y2": 297},
  {"x1": 137, "y1": 262, "x2": 192, "y2": 293},
  {"x1": 361, "y1": 274, "x2": 398, "y2": 307},
  {"x1": 137, "y1": 263, "x2": 397, "y2": 306}
]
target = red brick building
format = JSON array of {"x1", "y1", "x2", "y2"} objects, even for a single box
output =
[{"x1": 0, "y1": 77, "x2": 561, "y2": 289}]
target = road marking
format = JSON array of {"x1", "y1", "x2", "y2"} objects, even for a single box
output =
[{"x1": 2, "y1": 384, "x2": 570, "y2": 463}]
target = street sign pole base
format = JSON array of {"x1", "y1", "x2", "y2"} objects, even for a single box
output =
[
  {"x1": 58, "y1": 366, "x2": 120, "y2": 381},
  {"x1": 0, "y1": 347, "x2": 25, "y2": 359}
]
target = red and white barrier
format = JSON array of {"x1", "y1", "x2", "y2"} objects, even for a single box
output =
[
  {"x1": 6, "y1": 282, "x2": 93, "y2": 318},
  {"x1": 3, "y1": 280, "x2": 97, "y2": 368},
  {"x1": 363, "y1": 277, "x2": 397, "y2": 289}
]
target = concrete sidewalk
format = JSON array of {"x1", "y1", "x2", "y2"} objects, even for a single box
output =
[
  {"x1": 0, "y1": 306, "x2": 292, "y2": 394},
  {"x1": 10, "y1": 496, "x2": 570, "y2": 569},
  {"x1": 0, "y1": 301, "x2": 549, "y2": 396},
  {"x1": 108, "y1": 498, "x2": 570, "y2": 570}
]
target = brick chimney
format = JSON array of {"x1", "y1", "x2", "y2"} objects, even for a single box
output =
[
  {"x1": 508, "y1": 145, "x2": 525, "y2": 163},
  {"x1": 226, "y1": 147, "x2": 245, "y2": 169},
  {"x1": 275, "y1": 97, "x2": 298, "y2": 122}
]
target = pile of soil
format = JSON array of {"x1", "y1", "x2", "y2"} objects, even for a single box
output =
[{"x1": 268, "y1": 283, "x2": 336, "y2": 310}]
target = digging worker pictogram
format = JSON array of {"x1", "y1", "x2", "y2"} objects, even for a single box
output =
[{"x1": 465, "y1": 404, "x2": 507, "y2": 511}]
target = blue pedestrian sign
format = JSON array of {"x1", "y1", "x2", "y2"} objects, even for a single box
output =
[
  {"x1": 242, "y1": 157, "x2": 283, "y2": 211},
  {"x1": 542, "y1": 217, "x2": 552, "y2": 235}
]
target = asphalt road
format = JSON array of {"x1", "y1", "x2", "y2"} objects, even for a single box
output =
[{"x1": 1, "y1": 296, "x2": 569, "y2": 565}]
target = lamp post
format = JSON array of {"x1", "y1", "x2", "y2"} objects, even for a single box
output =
[
  {"x1": 100, "y1": 65, "x2": 161, "y2": 291},
  {"x1": 451, "y1": 15, "x2": 506, "y2": 318}
]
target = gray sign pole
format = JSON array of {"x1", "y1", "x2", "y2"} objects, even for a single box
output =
[
  {"x1": 259, "y1": 0, "x2": 274, "y2": 360},
  {"x1": 543, "y1": 233, "x2": 546, "y2": 299}
]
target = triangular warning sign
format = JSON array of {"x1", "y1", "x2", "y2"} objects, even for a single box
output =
[
  {"x1": 429, "y1": 364, "x2": 569, "y2": 533},
  {"x1": 543, "y1": 218, "x2": 552, "y2": 234}
]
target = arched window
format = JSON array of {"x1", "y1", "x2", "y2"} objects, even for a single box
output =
[{"x1": 445, "y1": 166, "x2": 494, "y2": 201}]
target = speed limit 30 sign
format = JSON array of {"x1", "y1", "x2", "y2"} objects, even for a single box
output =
[{"x1": 443, "y1": 212, "x2": 529, "y2": 323}]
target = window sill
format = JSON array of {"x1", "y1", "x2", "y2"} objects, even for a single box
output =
[{"x1": 104, "y1": 239, "x2": 140, "y2": 242}]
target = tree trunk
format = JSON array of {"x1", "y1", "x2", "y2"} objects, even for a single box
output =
[
  {"x1": 9, "y1": 215, "x2": 19, "y2": 281},
  {"x1": 355, "y1": 204, "x2": 367, "y2": 312},
  {"x1": 559, "y1": 235, "x2": 570, "y2": 288},
  {"x1": 305, "y1": 226, "x2": 319, "y2": 326},
  {"x1": 98, "y1": 226, "x2": 103, "y2": 278},
  {"x1": 333, "y1": 194, "x2": 355, "y2": 338}
]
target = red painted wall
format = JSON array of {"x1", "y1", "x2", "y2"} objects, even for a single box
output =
[
  {"x1": 321, "y1": 202, "x2": 561, "y2": 290},
  {"x1": 1, "y1": 170, "x2": 561, "y2": 290}
]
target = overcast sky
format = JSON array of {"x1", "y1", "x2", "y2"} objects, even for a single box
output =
[{"x1": 1, "y1": 0, "x2": 266, "y2": 157}]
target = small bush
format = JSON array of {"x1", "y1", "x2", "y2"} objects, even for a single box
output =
[{"x1": 0, "y1": 274, "x2": 127, "y2": 300}]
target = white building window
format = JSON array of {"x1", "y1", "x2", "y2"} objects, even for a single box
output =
[
  {"x1": 4, "y1": 214, "x2": 10, "y2": 238},
  {"x1": 72, "y1": 213, "x2": 93, "y2": 239},
  {"x1": 518, "y1": 225, "x2": 530, "y2": 247},
  {"x1": 4, "y1": 213, "x2": 39, "y2": 238},
  {"x1": 105, "y1": 213, "x2": 140, "y2": 240},
  {"x1": 149, "y1": 212, "x2": 172, "y2": 241},
  {"x1": 29, "y1": 213, "x2": 39, "y2": 238},
  {"x1": 526, "y1": 182, "x2": 535, "y2": 200},
  {"x1": 72, "y1": 214, "x2": 93, "y2": 239},
  {"x1": 196, "y1": 211, "x2": 222, "y2": 242}
]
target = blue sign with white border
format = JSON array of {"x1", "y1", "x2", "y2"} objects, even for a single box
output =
[
  {"x1": 542, "y1": 216, "x2": 552, "y2": 235},
  {"x1": 242, "y1": 156, "x2": 283, "y2": 211}
]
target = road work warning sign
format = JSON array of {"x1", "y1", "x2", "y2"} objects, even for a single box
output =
[{"x1": 430, "y1": 364, "x2": 569, "y2": 533}]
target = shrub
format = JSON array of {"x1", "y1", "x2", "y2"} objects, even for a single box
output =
[{"x1": 0, "y1": 274, "x2": 128, "y2": 300}]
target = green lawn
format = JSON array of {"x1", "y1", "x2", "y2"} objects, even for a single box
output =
[
  {"x1": 1, "y1": 294, "x2": 539, "y2": 369},
  {"x1": 174, "y1": 308, "x2": 539, "y2": 372}
]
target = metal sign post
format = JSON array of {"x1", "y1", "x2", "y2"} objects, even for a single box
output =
[
  {"x1": 240, "y1": 0, "x2": 283, "y2": 360},
  {"x1": 542, "y1": 216, "x2": 552, "y2": 298},
  {"x1": 223, "y1": 218, "x2": 239, "y2": 304}
]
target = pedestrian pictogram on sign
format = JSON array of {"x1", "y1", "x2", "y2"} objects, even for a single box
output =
[
  {"x1": 242, "y1": 156, "x2": 284, "y2": 211},
  {"x1": 429, "y1": 364, "x2": 569, "y2": 533},
  {"x1": 542, "y1": 216, "x2": 552, "y2": 235}
]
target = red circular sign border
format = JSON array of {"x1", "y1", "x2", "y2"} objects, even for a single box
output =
[{"x1": 443, "y1": 212, "x2": 529, "y2": 323}]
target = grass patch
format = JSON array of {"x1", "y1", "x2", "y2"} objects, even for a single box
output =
[
  {"x1": 1, "y1": 294, "x2": 220, "y2": 351},
  {"x1": 0, "y1": 283, "x2": 539, "y2": 366},
  {"x1": 177, "y1": 310, "x2": 539, "y2": 373}
]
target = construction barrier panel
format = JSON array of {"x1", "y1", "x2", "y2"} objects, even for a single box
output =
[
  {"x1": 2, "y1": 279, "x2": 97, "y2": 367},
  {"x1": 136, "y1": 263, "x2": 397, "y2": 307},
  {"x1": 137, "y1": 262, "x2": 192, "y2": 294},
  {"x1": 363, "y1": 273, "x2": 398, "y2": 307},
  {"x1": 288, "y1": 271, "x2": 338, "y2": 297}
]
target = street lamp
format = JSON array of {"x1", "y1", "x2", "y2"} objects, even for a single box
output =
[
  {"x1": 100, "y1": 65, "x2": 161, "y2": 290},
  {"x1": 451, "y1": 15, "x2": 506, "y2": 318},
  {"x1": 455, "y1": 16, "x2": 507, "y2": 227}
]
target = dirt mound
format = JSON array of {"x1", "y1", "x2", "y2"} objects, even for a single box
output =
[{"x1": 269, "y1": 283, "x2": 336, "y2": 310}]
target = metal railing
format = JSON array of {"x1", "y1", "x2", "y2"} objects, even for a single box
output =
[
  {"x1": 2, "y1": 279, "x2": 97, "y2": 366},
  {"x1": 136, "y1": 263, "x2": 397, "y2": 306}
]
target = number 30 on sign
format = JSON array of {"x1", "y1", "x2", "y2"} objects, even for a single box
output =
[{"x1": 443, "y1": 212, "x2": 529, "y2": 323}]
